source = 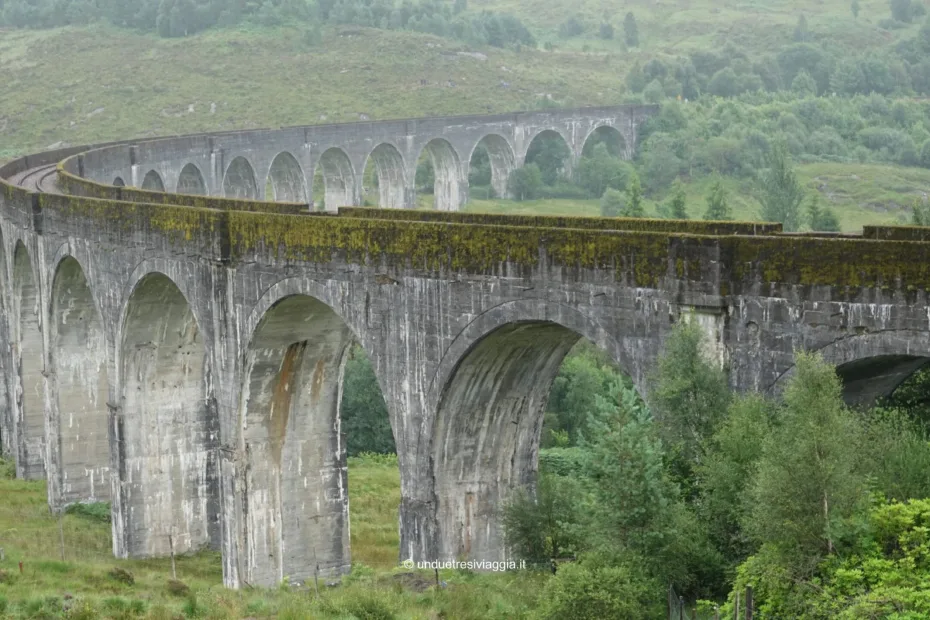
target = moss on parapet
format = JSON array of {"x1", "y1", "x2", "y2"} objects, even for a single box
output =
[
  {"x1": 863, "y1": 225, "x2": 930, "y2": 242},
  {"x1": 727, "y1": 235, "x2": 930, "y2": 290},
  {"x1": 337, "y1": 207, "x2": 783, "y2": 236}
]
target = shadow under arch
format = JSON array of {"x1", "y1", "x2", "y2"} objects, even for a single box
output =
[
  {"x1": 237, "y1": 286, "x2": 388, "y2": 586},
  {"x1": 112, "y1": 177, "x2": 125, "y2": 187},
  {"x1": 428, "y1": 300, "x2": 640, "y2": 564},
  {"x1": 176, "y1": 163, "x2": 208, "y2": 195},
  {"x1": 266, "y1": 151, "x2": 308, "y2": 203},
  {"x1": 521, "y1": 128, "x2": 573, "y2": 183},
  {"x1": 467, "y1": 134, "x2": 516, "y2": 201},
  {"x1": 12, "y1": 240, "x2": 45, "y2": 479},
  {"x1": 313, "y1": 147, "x2": 356, "y2": 211},
  {"x1": 48, "y1": 255, "x2": 109, "y2": 505},
  {"x1": 116, "y1": 271, "x2": 218, "y2": 558},
  {"x1": 580, "y1": 124, "x2": 628, "y2": 158},
  {"x1": 362, "y1": 142, "x2": 406, "y2": 209},
  {"x1": 223, "y1": 156, "x2": 258, "y2": 199},
  {"x1": 141, "y1": 169, "x2": 165, "y2": 191},
  {"x1": 769, "y1": 331, "x2": 930, "y2": 407}
]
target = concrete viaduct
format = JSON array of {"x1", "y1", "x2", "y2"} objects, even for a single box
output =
[{"x1": 1, "y1": 104, "x2": 929, "y2": 590}]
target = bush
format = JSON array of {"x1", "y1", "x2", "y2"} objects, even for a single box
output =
[
  {"x1": 600, "y1": 188, "x2": 625, "y2": 217},
  {"x1": 507, "y1": 164, "x2": 543, "y2": 200},
  {"x1": 66, "y1": 501, "x2": 111, "y2": 523},
  {"x1": 502, "y1": 473, "x2": 585, "y2": 563}
]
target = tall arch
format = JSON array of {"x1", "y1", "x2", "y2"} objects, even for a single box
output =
[
  {"x1": 523, "y1": 129, "x2": 572, "y2": 185},
  {"x1": 418, "y1": 138, "x2": 465, "y2": 211},
  {"x1": 49, "y1": 257, "x2": 109, "y2": 504},
  {"x1": 12, "y1": 242, "x2": 45, "y2": 479},
  {"x1": 362, "y1": 143, "x2": 406, "y2": 209},
  {"x1": 313, "y1": 148, "x2": 356, "y2": 211},
  {"x1": 267, "y1": 152, "x2": 308, "y2": 203},
  {"x1": 141, "y1": 170, "x2": 165, "y2": 191},
  {"x1": 176, "y1": 163, "x2": 207, "y2": 195},
  {"x1": 113, "y1": 177, "x2": 125, "y2": 187},
  {"x1": 238, "y1": 294, "x2": 357, "y2": 586},
  {"x1": 432, "y1": 321, "x2": 593, "y2": 562},
  {"x1": 118, "y1": 273, "x2": 218, "y2": 557},
  {"x1": 223, "y1": 156, "x2": 258, "y2": 199},
  {"x1": 0, "y1": 228, "x2": 10, "y2": 460},
  {"x1": 581, "y1": 125, "x2": 628, "y2": 158},
  {"x1": 469, "y1": 135, "x2": 516, "y2": 200}
]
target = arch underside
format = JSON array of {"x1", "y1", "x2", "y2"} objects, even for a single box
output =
[
  {"x1": 268, "y1": 152, "x2": 307, "y2": 203},
  {"x1": 177, "y1": 163, "x2": 207, "y2": 195},
  {"x1": 423, "y1": 140, "x2": 464, "y2": 212},
  {"x1": 13, "y1": 244, "x2": 45, "y2": 479},
  {"x1": 836, "y1": 355, "x2": 930, "y2": 407},
  {"x1": 433, "y1": 321, "x2": 581, "y2": 562},
  {"x1": 240, "y1": 295, "x2": 353, "y2": 586},
  {"x1": 141, "y1": 170, "x2": 165, "y2": 191},
  {"x1": 316, "y1": 149, "x2": 355, "y2": 211},
  {"x1": 475, "y1": 135, "x2": 516, "y2": 200},
  {"x1": 51, "y1": 258, "x2": 109, "y2": 504},
  {"x1": 119, "y1": 273, "x2": 218, "y2": 557},
  {"x1": 366, "y1": 144, "x2": 406, "y2": 209},
  {"x1": 224, "y1": 157, "x2": 258, "y2": 199},
  {"x1": 582, "y1": 124, "x2": 628, "y2": 158}
]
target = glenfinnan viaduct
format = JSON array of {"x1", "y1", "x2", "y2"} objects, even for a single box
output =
[{"x1": 1, "y1": 105, "x2": 929, "y2": 589}]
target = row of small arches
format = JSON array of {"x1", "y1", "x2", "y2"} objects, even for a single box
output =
[{"x1": 115, "y1": 126, "x2": 628, "y2": 208}]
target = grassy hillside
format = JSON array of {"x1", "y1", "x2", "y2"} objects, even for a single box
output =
[{"x1": 0, "y1": 456, "x2": 545, "y2": 619}]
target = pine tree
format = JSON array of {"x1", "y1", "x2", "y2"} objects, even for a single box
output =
[
  {"x1": 703, "y1": 176, "x2": 732, "y2": 220},
  {"x1": 794, "y1": 14, "x2": 809, "y2": 42},
  {"x1": 757, "y1": 145, "x2": 804, "y2": 231},
  {"x1": 807, "y1": 194, "x2": 840, "y2": 232},
  {"x1": 623, "y1": 11, "x2": 639, "y2": 47},
  {"x1": 666, "y1": 180, "x2": 688, "y2": 219}
]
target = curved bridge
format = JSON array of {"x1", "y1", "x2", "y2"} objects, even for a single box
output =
[{"x1": 1, "y1": 105, "x2": 929, "y2": 589}]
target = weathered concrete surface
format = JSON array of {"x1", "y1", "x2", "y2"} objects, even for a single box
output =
[{"x1": 1, "y1": 108, "x2": 929, "y2": 592}]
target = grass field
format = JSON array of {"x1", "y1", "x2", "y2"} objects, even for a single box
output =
[{"x1": 0, "y1": 455, "x2": 546, "y2": 619}]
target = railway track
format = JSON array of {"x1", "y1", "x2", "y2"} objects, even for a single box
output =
[{"x1": 7, "y1": 162, "x2": 60, "y2": 193}]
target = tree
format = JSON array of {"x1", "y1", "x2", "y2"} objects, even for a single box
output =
[
  {"x1": 807, "y1": 194, "x2": 840, "y2": 232},
  {"x1": 890, "y1": 0, "x2": 914, "y2": 22},
  {"x1": 507, "y1": 164, "x2": 543, "y2": 200},
  {"x1": 525, "y1": 134, "x2": 570, "y2": 185},
  {"x1": 912, "y1": 198, "x2": 930, "y2": 225},
  {"x1": 757, "y1": 145, "x2": 804, "y2": 231},
  {"x1": 341, "y1": 346, "x2": 395, "y2": 456},
  {"x1": 623, "y1": 11, "x2": 638, "y2": 47},
  {"x1": 600, "y1": 188, "x2": 625, "y2": 217},
  {"x1": 558, "y1": 15, "x2": 584, "y2": 38},
  {"x1": 623, "y1": 172, "x2": 645, "y2": 217},
  {"x1": 793, "y1": 14, "x2": 809, "y2": 42},
  {"x1": 746, "y1": 352, "x2": 867, "y2": 566},
  {"x1": 643, "y1": 79, "x2": 665, "y2": 104},
  {"x1": 598, "y1": 21, "x2": 613, "y2": 40},
  {"x1": 703, "y1": 176, "x2": 732, "y2": 220},
  {"x1": 790, "y1": 69, "x2": 816, "y2": 96},
  {"x1": 664, "y1": 180, "x2": 688, "y2": 219},
  {"x1": 626, "y1": 61, "x2": 646, "y2": 93},
  {"x1": 577, "y1": 143, "x2": 631, "y2": 197},
  {"x1": 707, "y1": 67, "x2": 738, "y2": 98},
  {"x1": 851, "y1": 0, "x2": 860, "y2": 17}
]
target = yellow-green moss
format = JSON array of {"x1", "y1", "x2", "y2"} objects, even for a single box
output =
[
  {"x1": 863, "y1": 225, "x2": 930, "y2": 242},
  {"x1": 337, "y1": 207, "x2": 782, "y2": 236}
]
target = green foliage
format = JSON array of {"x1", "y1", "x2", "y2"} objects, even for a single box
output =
[
  {"x1": 807, "y1": 194, "x2": 841, "y2": 231},
  {"x1": 501, "y1": 473, "x2": 585, "y2": 563},
  {"x1": 643, "y1": 79, "x2": 665, "y2": 104},
  {"x1": 507, "y1": 164, "x2": 544, "y2": 201},
  {"x1": 757, "y1": 144, "x2": 805, "y2": 231},
  {"x1": 666, "y1": 180, "x2": 689, "y2": 219},
  {"x1": 794, "y1": 14, "x2": 810, "y2": 43},
  {"x1": 341, "y1": 345, "x2": 395, "y2": 457},
  {"x1": 746, "y1": 352, "x2": 868, "y2": 569},
  {"x1": 0, "y1": 457, "x2": 13, "y2": 479},
  {"x1": 525, "y1": 134, "x2": 570, "y2": 186},
  {"x1": 703, "y1": 176, "x2": 732, "y2": 220},
  {"x1": 891, "y1": 0, "x2": 915, "y2": 23},
  {"x1": 576, "y1": 143, "x2": 631, "y2": 198},
  {"x1": 538, "y1": 447, "x2": 588, "y2": 477},
  {"x1": 534, "y1": 553, "x2": 662, "y2": 620},
  {"x1": 597, "y1": 22, "x2": 613, "y2": 40},
  {"x1": 860, "y1": 407, "x2": 930, "y2": 500},
  {"x1": 791, "y1": 69, "x2": 817, "y2": 96},
  {"x1": 622, "y1": 172, "x2": 644, "y2": 217},
  {"x1": 65, "y1": 502, "x2": 111, "y2": 523},
  {"x1": 558, "y1": 15, "x2": 583, "y2": 38},
  {"x1": 545, "y1": 342, "x2": 621, "y2": 444}
]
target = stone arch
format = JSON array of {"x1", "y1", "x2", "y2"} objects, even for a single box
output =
[
  {"x1": 49, "y1": 256, "x2": 109, "y2": 504},
  {"x1": 362, "y1": 143, "x2": 407, "y2": 209},
  {"x1": 428, "y1": 300, "x2": 638, "y2": 563},
  {"x1": 176, "y1": 163, "x2": 207, "y2": 195},
  {"x1": 521, "y1": 129, "x2": 573, "y2": 184},
  {"x1": 468, "y1": 134, "x2": 516, "y2": 200},
  {"x1": 223, "y1": 156, "x2": 258, "y2": 199},
  {"x1": 113, "y1": 177, "x2": 125, "y2": 187},
  {"x1": 266, "y1": 152, "x2": 308, "y2": 203},
  {"x1": 770, "y1": 331, "x2": 930, "y2": 407},
  {"x1": 238, "y1": 290, "x2": 373, "y2": 586},
  {"x1": 417, "y1": 138, "x2": 465, "y2": 212},
  {"x1": 12, "y1": 241, "x2": 45, "y2": 480},
  {"x1": 141, "y1": 170, "x2": 165, "y2": 191},
  {"x1": 313, "y1": 147, "x2": 356, "y2": 211},
  {"x1": 0, "y1": 227, "x2": 9, "y2": 460},
  {"x1": 117, "y1": 272, "x2": 218, "y2": 558},
  {"x1": 580, "y1": 124, "x2": 628, "y2": 159}
]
